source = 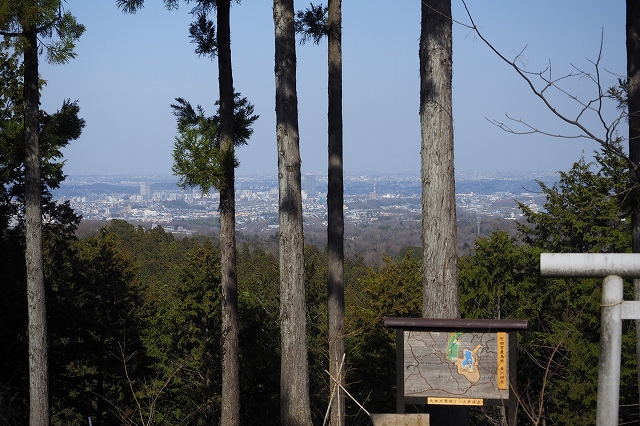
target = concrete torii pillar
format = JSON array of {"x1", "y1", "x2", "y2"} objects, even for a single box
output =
[{"x1": 540, "y1": 253, "x2": 640, "y2": 426}]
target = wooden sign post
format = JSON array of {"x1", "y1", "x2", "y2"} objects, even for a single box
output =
[{"x1": 384, "y1": 317, "x2": 527, "y2": 426}]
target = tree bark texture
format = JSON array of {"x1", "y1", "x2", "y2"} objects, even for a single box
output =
[
  {"x1": 327, "y1": 1, "x2": 345, "y2": 425},
  {"x1": 273, "y1": 1, "x2": 313, "y2": 425},
  {"x1": 217, "y1": 1, "x2": 240, "y2": 425},
  {"x1": 24, "y1": 29, "x2": 50, "y2": 426},
  {"x1": 420, "y1": 2, "x2": 468, "y2": 424},
  {"x1": 626, "y1": 0, "x2": 640, "y2": 419},
  {"x1": 419, "y1": 0, "x2": 459, "y2": 320}
]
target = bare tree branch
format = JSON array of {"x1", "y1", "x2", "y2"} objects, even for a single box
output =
[{"x1": 460, "y1": 0, "x2": 637, "y2": 181}]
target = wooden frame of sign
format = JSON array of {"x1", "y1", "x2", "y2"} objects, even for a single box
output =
[{"x1": 384, "y1": 317, "x2": 527, "y2": 426}]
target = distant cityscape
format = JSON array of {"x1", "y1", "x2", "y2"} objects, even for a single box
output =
[{"x1": 53, "y1": 171, "x2": 557, "y2": 236}]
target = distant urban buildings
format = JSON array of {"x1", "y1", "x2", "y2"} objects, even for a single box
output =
[
  {"x1": 140, "y1": 183, "x2": 151, "y2": 200},
  {"x1": 303, "y1": 173, "x2": 318, "y2": 199},
  {"x1": 54, "y1": 172, "x2": 553, "y2": 235}
]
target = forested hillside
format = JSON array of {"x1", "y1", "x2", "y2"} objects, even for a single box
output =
[
  {"x1": 1, "y1": 147, "x2": 637, "y2": 425},
  {"x1": 460, "y1": 146, "x2": 638, "y2": 425},
  {"x1": 1, "y1": 216, "x2": 421, "y2": 424},
  {"x1": 75, "y1": 207, "x2": 519, "y2": 267}
]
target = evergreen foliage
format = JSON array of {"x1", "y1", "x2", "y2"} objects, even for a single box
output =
[
  {"x1": 517, "y1": 148, "x2": 630, "y2": 254},
  {"x1": 461, "y1": 147, "x2": 637, "y2": 425},
  {"x1": 189, "y1": 12, "x2": 217, "y2": 58},
  {"x1": 0, "y1": 0, "x2": 85, "y2": 65},
  {"x1": 171, "y1": 93, "x2": 257, "y2": 195},
  {"x1": 347, "y1": 253, "x2": 422, "y2": 415},
  {"x1": 0, "y1": 40, "x2": 84, "y2": 232},
  {"x1": 0, "y1": 40, "x2": 86, "y2": 423},
  {"x1": 49, "y1": 230, "x2": 142, "y2": 425},
  {"x1": 0, "y1": 5, "x2": 84, "y2": 423},
  {"x1": 294, "y1": 3, "x2": 328, "y2": 45}
]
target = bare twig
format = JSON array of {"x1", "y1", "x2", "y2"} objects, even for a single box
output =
[
  {"x1": 513, "y1": 332, "x2": 566, "y2": 426},
  {"x1": 459, "y1": 0, "x2": 638, "y2": 181},
  {"x1": 323, "y1": 353, "x2": 346, "y2": 426},
  {"x1": 325, "y1": 369, "x2": 370, "y2": 417},
  {"x1": 104, "y1": 342, "x2": 194, "y2": 426}
]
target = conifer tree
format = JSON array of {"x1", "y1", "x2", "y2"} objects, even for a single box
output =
[
  {"x1": 460, "y1": 147, "x2": 635, "y2": 425},
  {"x1": 0, "y1": 3, "x2": 83, "y2": 424},
  {"x1": 274, "y1": 0, "x2": 313, "y2": 424},
  {"x1": 116, "y1": 2, "x2": 256, "y2": 423},
  {"x1": 295, "y1": 2, "x2": 345, "y2": 423},
  {"x1": 419, "y1": 0, "x2": 468, "y2": 424}
]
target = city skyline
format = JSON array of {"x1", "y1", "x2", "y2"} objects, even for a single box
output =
[
  {"x1": 39, "y1": 1, "x2": 625, "y2": 176},
  {"x1": 57, "y1": 170, "x2": 549, "y2": 235}
]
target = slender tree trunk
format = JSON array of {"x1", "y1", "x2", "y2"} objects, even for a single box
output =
[
  {"x1": 327, "y1": 1, "x2": 345, "y2": 425},
  {"x1": 420, "y1": 0, "x2": 458, "y2": 321},
  {"x1": 626, "y1": 0, "x2": 640, "y2": 419},
  {"x1": 273, "y1": 1, "x2": 313, "y2": 424},
  {"x1": 24, "y1": 29, "x2": 49, "y2": 426},
  {"x1": 419, "y1": 1, "x2": 467, "y2": 424},
  {"x1": 217, "y1": 1, "x2": 240, "y2": 425}
]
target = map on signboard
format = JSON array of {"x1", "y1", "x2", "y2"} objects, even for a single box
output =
[{"x1": 403, "y1": 330, "x2": 509, "y2": 400}]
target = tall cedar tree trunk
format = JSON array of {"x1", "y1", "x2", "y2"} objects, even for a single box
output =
[
  {"x1": 327, "y1": 1, "x2": 345, "y2": 425},
  {"x1": 419, "y1": 1, "x2": 468, "y2": 424},
  {"x1": 419, "y1": 0, "x2": 458, "y2": 325},
  {"x1": 217, "y1": 1, "x2": 240, "y2": 425},
  {"x1": 627, "y1": 0, "x2": 640, "y2": 418},
  {"x1": 273, "y1": 1, "x2": 313, "y2": 424},
  {"x1": 24, "y1": 28, "x2": 50, "y2": 426}
]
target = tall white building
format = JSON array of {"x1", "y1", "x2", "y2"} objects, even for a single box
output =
[
  {"x1": 140, "y1": 183, "x2": 151, "y2": 200},
  {"x1": 303, "y1": 174, "x2": 317, "y2": 198}
]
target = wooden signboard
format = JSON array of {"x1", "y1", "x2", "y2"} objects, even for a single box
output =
[{"x1": 385, "y1": 318, "x2": 527, "y2": 426}]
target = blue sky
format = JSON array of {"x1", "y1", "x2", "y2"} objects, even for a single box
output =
[{"x1": 39, "y1": 1, "x2": 626, "y2": 176}]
